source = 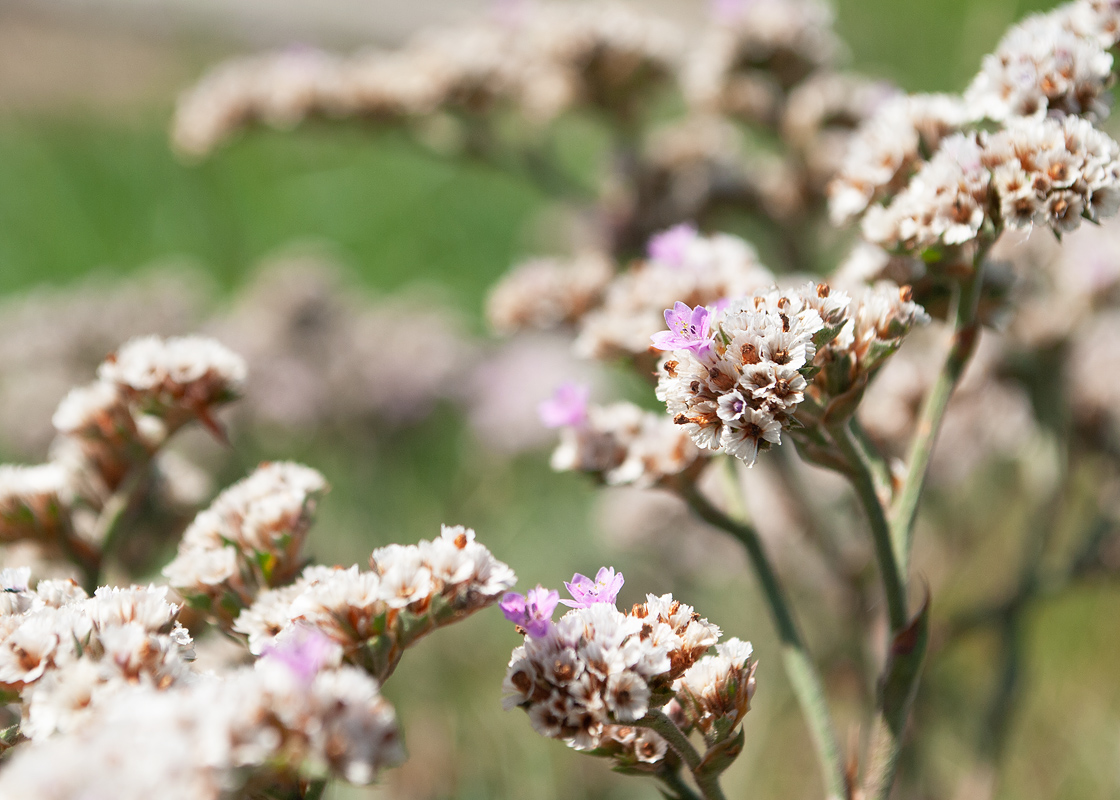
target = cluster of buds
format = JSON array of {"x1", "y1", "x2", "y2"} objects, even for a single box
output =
[
  {"x1": 486, "y1": 252, "x2": 613, "y2": 336},
  {"x1": 172, "y1": 3, "x2": 682, "y2": 157},
  {"x1": 163, "y1": 461, "x2": 328, "y2": 628},
  {"x1": 653, "y1": 281, "x2": 927, "y2": 465},
  {"x1": 965, "y1": 7, "x2": 1115, "y2": 122},
  {"x1": 654, "y1": 285, "x2": 839, "y2": 465},
  {"x1": 828, "y1": 93, "x2": 969, "y2": 225},
  {"x1": 540, "y1": 384, "x2": 702, "y2": 487},
  {"x1": 500, "y1": 567, "x2": 754, "y2": 778},
  {"x1": 864, "y1": 116, "x2": 1120, "y2": 252},
  {"x1": 233, "y1": 524, "x2": 515, "y2": 681},
  {"x1": 0, "y1": 641, "x2": 402, "y2": 799},
  {"x1": 0, "y1": 336, "x2": 245, "y2": 563},
  {"x1": 0, "y1": 574, "x2": 194, "y2": 740}
]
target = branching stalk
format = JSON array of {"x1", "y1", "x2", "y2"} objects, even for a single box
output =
[
  {"x1": 679, "y1": 462, "x2": 847, "y2": 800},
  {"x1": 828, "y1": 421, "x2": 908, "y2": 633},
  {"x1": 891, "y1": 248, "x2": 991, "y2": 576}
]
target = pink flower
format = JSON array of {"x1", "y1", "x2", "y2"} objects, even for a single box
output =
[
  {"x1": 539, "y1": 382, "x2": 590, "y2": 428},
  {"x1": 561, "y1": 567, "x2": 625, "y2": 608},
  {"x1": 501, "y1": 586, "x2": 560, "y2": 637},
  {"x1": 651, "y1": 302, "x2": 712, "y2": 352},
  {"x1": 261, "y1": 626, "x2": 336, "y2": 683},
  {"x1": 647, "y1": 224, "x2": 698, "y2": 267}
]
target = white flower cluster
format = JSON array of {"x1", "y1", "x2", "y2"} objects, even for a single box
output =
[
  {"x1": 684, "y1": 0, "x2": 841, "y2": 123},
  {"x1": 864, "y1": 116, "x2": 1120, "y2": 251},
  {"x1": 576, "y1": 232, "x2": 775, "y2": 360},
  {"x1": 0, "y1": 577, "x2": 194, "y2": 739},
  {"x1": 1062, "y1": 0, "x2": 1120, "y2": 47},
  {"x1": 1, "y1": 335, "x2": 245, "y2": 549},
  {"x1": 656, "y1": 285, "x2": 842, "y2": 466},
  {"x1": 0, "y1": 658, "x2": 403, "y2": 799},
  {"x1": 810, "y1": 283, "x2": 932, "y2": 403},
  {"x1": 235, "y1": 525, "x2": 515, "y2": 680},
  {"x1": 965, "y1": 10, "x2": 1114, "y2": 122},
  {"x1": 96, "y1": 335, "x2": 246, "y2": 428},
  {"x1": 163, "y1": 462, "x2": 328, "y2": 627},
  {"x1": 0, "y1": 464, "x2": 69, "y2": 544},
  {"x1": 828, "y1": 94, "x2": 969, "y2": 225},
  {"x1": 674, "y1": 638, "x2": 757, "y2": 737},
  {"x1": 487, "y1": 252, "x2": 613, "y2": 336},
  {"x1": 172, "y1": 3, "x2": 682, "y2": 156},
  {"x1": 550, "y1": 401, "x2": 702, "y2": 488},
  {"x1": 861, "y1": 133, "x2": 991, "y2": 251},
  {"x1": 502, "y1": 594, "x2": 724, "y2": 751}
]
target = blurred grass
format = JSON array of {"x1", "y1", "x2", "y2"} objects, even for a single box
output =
[{"x1": 3, "y1": 1, "x2": 1120, "y2": 799}]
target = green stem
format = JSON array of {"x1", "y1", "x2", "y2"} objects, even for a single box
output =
[
  {"x1": 680, "y1": 463, "x2": 847, "y2": 800},
  {"x1": 828, "y1": 421, "x2": 908, "y2": 633},
  {"x1": 657, "y1": 768, "x2": 703, "y2": 800},
  {"x1": 636, "y1": 710, "x2": 725, "y2": 800},
  {"x1": 890, "y1": 251, "x2": 990, "y2": 577},
  {"x1": 301, "y1": 779, "x2": 328, "y2": 800}
]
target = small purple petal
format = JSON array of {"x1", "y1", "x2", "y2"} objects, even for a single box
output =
[
  {"x1": 560, "y1": 567, "x2": 625, "y2": 608},
  {"x1": 501, "y1": 586, "x2": 559, "y2": 637},
  {"x1": 647, "y1": 224, "x2": 698, "y2": 267},
  {"x1": 262, "y1": 626, "x2": 335, "y2": 684},
  {"x1": 539, "y1": 382, "x2": 590, "y2": 428},
  {"x1": 651, "y1": 303, "x2": 712, "y2": 352}
]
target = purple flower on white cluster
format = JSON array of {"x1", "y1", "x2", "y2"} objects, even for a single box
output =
[
  {"x1": 261, "y1": 625, "x2": 336, "y2": 683},
  {"x1": 561, "y1": 567, "x2": 625, "y2": 608},
  {"x1": 651, "y1": 302, "x2": 712, "y2": 352},
  {"x1": 539, "y1": 382, "x2": 590, "y2": 429},
  {"x1": 647, "y1": 223, "x2": 698, "y2": 267},
  {"x1": 500, "y1": 585, "x2": 560, "y2": 637}
]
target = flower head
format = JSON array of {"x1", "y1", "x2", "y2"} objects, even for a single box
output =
[
  {"x1": 651, "y1": 302, "x2": 712, "y2": 352},
  {"x1": 539, "y1": 383, "x2": 590, "y2": 429},
  {"x1": 647, "y1": 224, "x2": 698, "y2": 267},
  {"x1": 561, "y1": 567, "x2": 625, "y2": 608},
  {"x1": 500, "y1": 586, "x2": 560, "y2": 637}
]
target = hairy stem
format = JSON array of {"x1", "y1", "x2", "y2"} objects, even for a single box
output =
[
  {"x1": 890, "y1": 250, "x2": 990, "y2": 577},
  {"x1": 680, "y1": 463, "x2": 847, "y2": 800},
  {"x1": 828, "y1": 421, "x2": 908, "y2": 632}
]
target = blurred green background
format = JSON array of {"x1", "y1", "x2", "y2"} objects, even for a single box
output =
[{"x1": 5, "y1": 2, "x2": 1120, "y2": 800}]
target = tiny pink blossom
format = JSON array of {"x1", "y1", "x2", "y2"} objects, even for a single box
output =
[
  {"x1": 501, "y1": 585, "x2": 560, "y2": 637},
  {"x1": 561, "y1": 566, "x2": 625, "y2": 608},
  {"x1": 262, "y1": 626, "x2": 335, "y2": 683},
  {"x1": 651, "y1": 302, "x2": 712, "y2": 352},
  {"x1": 647, "y1": 223, "x2": 698, "y2": 267},
  {"x1": 539, "y1": 382, "x2": 590, "y2": 428}
]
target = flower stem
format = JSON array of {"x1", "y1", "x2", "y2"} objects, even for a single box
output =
[
  {"x1": 828, "y1": 421, "x2": 908, "y2": 633},
  {"x1": 657, "y1": 768, "x2": 704, "y2": 800},
  {"x1": 890, "y1": 252, "x2": 989, "y2": 577},
  {"x1": 679, "y1": 462, "x2": 847, "y2": 800},
  {"x1": 637, "y1": 710, "x2": 725, "y2": 800}
]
